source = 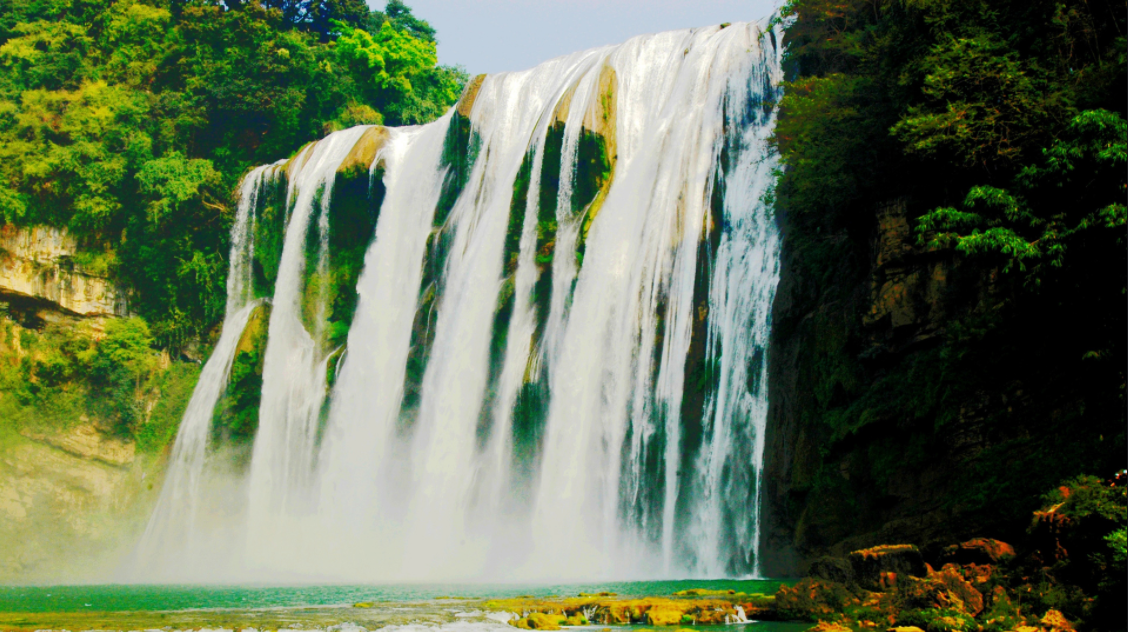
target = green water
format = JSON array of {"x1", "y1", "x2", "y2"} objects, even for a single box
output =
[{"x1": 0, "y1": 580, "x2": 788, "y2": 613}]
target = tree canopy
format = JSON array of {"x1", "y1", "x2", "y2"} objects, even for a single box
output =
[{"x1": 0, "y1": 0, "x2": 466, "y2": 347}]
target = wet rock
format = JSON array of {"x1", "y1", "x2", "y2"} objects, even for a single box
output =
[
  {"x1": 456, "y1": 74, "x2": 487, "y2": 118},
  {"x1": 337, "y1": 126, "x2": 390, "y2": 175},
  {"x1": 849, "y1": 545, "x2": 927, "y2": 591}
]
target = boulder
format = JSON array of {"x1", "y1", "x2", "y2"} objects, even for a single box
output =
[
  {"x1": 1040, "y1": 610, "x2": 1074, "y2": 632},
  {"x1": 775, "y1": 578, "x2": 858, "y2": 620},
  {"x1": 897, "y1": 567, "x2": 983, "y2": 616},
  {"x1": 809, "y1": 556, "x2": 857, "y2": 585},
  {"x1": 939, "y1": 538, "x2": 1015, "y2": 566},
  {"x1": 932, "y1": 567, "x2": 984, "y2": 616},
  {"x1": 848, "y1": 545, "x2": 927, "y2": 591}
]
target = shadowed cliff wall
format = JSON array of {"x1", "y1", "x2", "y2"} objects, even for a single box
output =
[{"x1": 760, "y1": 197, "x2": 1126, "y2": 576}]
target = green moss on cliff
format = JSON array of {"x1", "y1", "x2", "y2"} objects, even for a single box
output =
[
  {"x1": 137, "y1": 362, "x2": 201, "y2": 453},
  {"x1": 251, "y1": 174, "x2": 290, "y2": 300},
  {"x1": 325, "y1": 164, "x2": 386, "y2": 348},
  {"x1": 400, "y1": 109, "x2": 477, "y2": 427},
  {"x1": 211, "y1": 303, "x2": 269, "y2": 444}
]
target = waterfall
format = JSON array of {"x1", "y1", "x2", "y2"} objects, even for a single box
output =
[
  {"x1": 129, "y1": 163, "x2": 279, "y2": 579},
  {"x1": 245, "y1": 126, "x2": 371, "y2": 548},
  {"x1": 131, "y1": 18, "x2": 784, "y2": 582}
]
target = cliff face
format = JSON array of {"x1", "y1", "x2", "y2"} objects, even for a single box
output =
[
  {"x1": 0, "y1": 224, "x2": 129, "y2": 319},
  {"x1": 0, "y1": 224, "x2": 173, "y2": 581},
  {"x1": 760, "y1": 199, "x2": 1125, "y2": 576},
  {"x1": 0, "y1": 426, "x2": 157, "y2": 581}
]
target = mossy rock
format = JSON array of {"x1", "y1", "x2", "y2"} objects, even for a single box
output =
[
  {"x1": 337, "y1": 126, "x2": 389, "y2": 177},
  {"x1": 848, "y1": 544, "x2": 927, "y2": 591},
  {"x1": 523, "y1": 612, "x2": 567, "y2": 630},
  {"x1": 646, "y1": 606, "x2": 687, "y2": 626}
]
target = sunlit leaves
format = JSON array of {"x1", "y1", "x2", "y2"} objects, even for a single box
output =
[
  {"x1": 0, "y1": 20, "x2": 91, "y2": 93},
  {"x1": 773, "y1": 72, "x2": 892, "y2": 220},
  {"x1": 0, "y1": 184, "x2": 26, "y2": 223},
  {"x1": 917, "y1": 110, "x2": 1128, "y2": 276},
  {"x1": 5, "y1": 82, "x2": 153, "y2": 234},
  {"x1": 99, "y1": 0, "x2": 172, "y2": 86},
  {"x1": 892, "y1": 35, "x2": 1054, "y2": 169},
  {"x1": 136, "y1": 152, "x2": 222, "y2": 224},
  {"x1": 334, "y1": 20, "x2": 435, "y2": 102},
  {"x1": 0, "y1": 0, "x2": 464, "y2": 346}
]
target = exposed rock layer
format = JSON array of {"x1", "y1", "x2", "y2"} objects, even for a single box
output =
[{"x1": 0, "y1": 224, "x2": 128, "y2": 317}]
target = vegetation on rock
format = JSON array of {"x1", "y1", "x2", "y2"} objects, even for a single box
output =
[
  {"x1": 0, "y1": 0, "x2": 465, "y2": 348},
  {"x1": 479, "y1": 593, "x2": 776, "y2": 628},
  {"x1": 0, "y1": 0, "x2": 462, "y2": 450},
  {"x1": 0, "y1": 305, "x2": 198, "y2": 452},
  {"x1": 792, "y1": 477, "x2": 1127, "y2": 631},
  {"x1": 762, "y1": 0, "x2": 1126, "y2": 581}
]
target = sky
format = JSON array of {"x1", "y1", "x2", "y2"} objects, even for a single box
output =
[{"x1": 375, "y1": 0, "x2": 784, "y2": 76}]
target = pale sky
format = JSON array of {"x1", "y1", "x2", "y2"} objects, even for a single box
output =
[{"x1": 375, "y1": 0, "x2": 784, "y2": 75}]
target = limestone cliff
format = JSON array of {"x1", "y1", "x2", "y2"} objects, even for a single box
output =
[{"x1": 0, "y1": 224, "x2": 129, "y2": 318}]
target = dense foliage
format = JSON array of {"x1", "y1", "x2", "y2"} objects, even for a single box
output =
[
  {"x1": 766, "y1": 0, "x2": 1126, "y2": 613},
  {"x1": 775, "y1": 0, "x2": 1125, "y2": 278},
  {"x1": 0, "y1": 306, "x2": 199, "y2": 450},
  {"x1": 0, "y1": 0, "x2": 466, "y2": 348}
]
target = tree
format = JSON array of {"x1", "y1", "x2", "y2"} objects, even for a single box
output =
[{"x1": 917, "y1": 109, "x2": 1127, "y2": 277}]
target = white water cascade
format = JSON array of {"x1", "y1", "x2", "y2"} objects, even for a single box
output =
[
  {"x1": 130, "y1": 18, "x2": 784, "y2": 583},
  {"x1": 130, "y1": 163, "x2": 279, "y2": 579}
]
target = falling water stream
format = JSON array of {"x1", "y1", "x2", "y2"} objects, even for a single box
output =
[{"x1": 131, "y1": 19, "x2": 784, "y2": 583}]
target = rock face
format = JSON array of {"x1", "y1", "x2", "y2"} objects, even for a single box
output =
[
  {"x1": 758, "y1": 193, "x2": 1124, "y2": 575},
  {"x1": 847, "y1": 544, "x2": 927, "y2": 591},
  {"x1": 0, "y1": 430, "x2": 157, "y2": 581},
  {"x1": 939, "y1": 538, "x2": 1015, "y2": 566},
  {"x1": 0, "y1": 224, "x2": 129, "y2": 317},
  {"x1": 19, "y1": 424, "x2": 135, "y2": 467}
]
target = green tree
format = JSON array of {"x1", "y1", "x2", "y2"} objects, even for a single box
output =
[
  {"x1": 917, "y1": 109, "x2": 1127, "y2": 276},
  {"x1": 0, "y1": 0, "x2": 464, "y2": 348},
  {"x1": 88, "y1": 317, "x2": 156, "y2": 434}
]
